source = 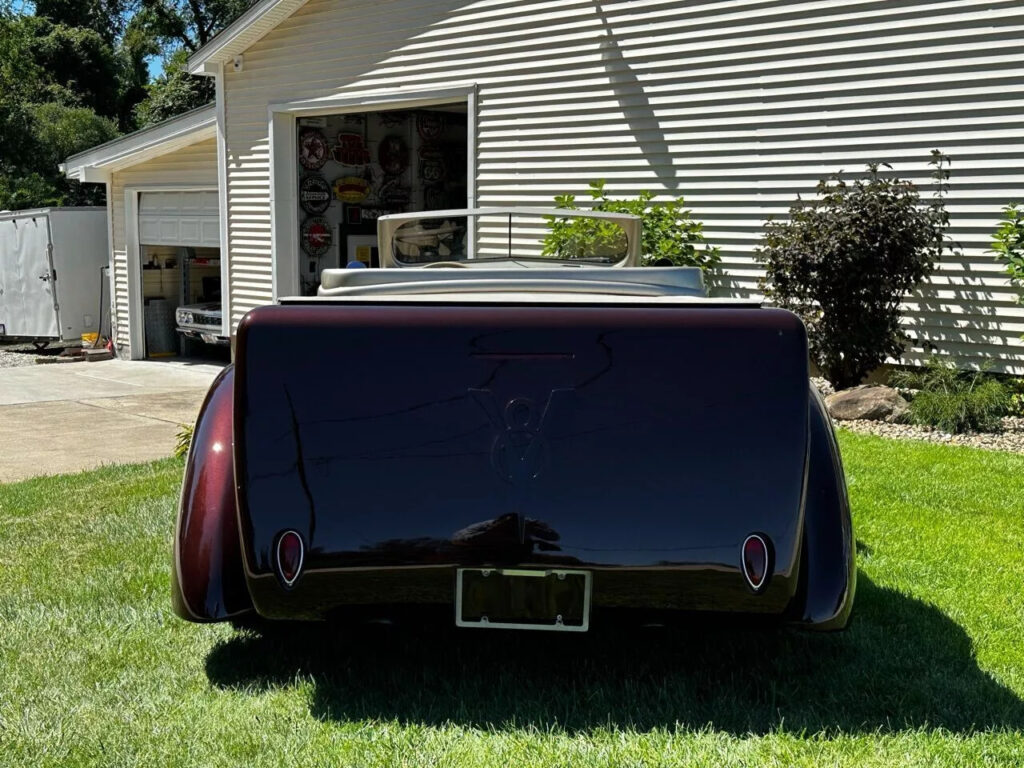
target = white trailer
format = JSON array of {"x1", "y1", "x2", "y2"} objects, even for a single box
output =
[{"x1": 0, "y1": 207, "x2": 108, "y2": 343}]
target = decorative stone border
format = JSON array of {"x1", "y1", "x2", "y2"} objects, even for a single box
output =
[
  {"x1": 835, "y1": 416, "x2": 1024, "y2": 454},
  {"x1": 812, "y1": 376, "x2": 1024, "y2": 453}
]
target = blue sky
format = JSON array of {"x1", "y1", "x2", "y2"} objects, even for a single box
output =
[{"x1": 147, "y1": 56, "x2": 165, "y2": 80}]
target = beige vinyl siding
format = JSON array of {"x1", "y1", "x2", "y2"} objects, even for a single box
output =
[
  {"x1": 109, "y1": 139, "x2": 218, "y2": 354},
  {"x1": 223, "y1": 0, "x2": 1024, "y2": 372}
]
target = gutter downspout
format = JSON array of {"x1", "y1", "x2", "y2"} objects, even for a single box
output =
[{"x1": 214, "y1": 62, "x2": 233, "y2": 352}]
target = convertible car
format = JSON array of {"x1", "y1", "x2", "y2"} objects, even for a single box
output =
[{"x1": 173, "y1": 209, "x2": 855, "y2": 632}]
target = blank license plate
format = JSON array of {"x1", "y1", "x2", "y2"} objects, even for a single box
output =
[{"x1": 456, "y1": 568, "x2": 591, "y2": 631}]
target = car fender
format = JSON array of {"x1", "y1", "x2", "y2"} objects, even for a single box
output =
[
  {"x1": 171, "y1": 365, "x2": 253, "y2": 622},
  {"x1": 790, "y1": 387, "x2": 857, "y2": 630}
]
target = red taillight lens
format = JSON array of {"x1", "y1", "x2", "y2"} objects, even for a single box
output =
[
  {"x1": 742, "y1": 534, "x2": 770, "y2": 592},
  {"x1": 277, "y1": 530, "x2": 304, "y2": 587}
]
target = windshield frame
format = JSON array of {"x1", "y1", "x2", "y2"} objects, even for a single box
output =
[{"x1": 378, "y1": 208, "x2": 642, "y2": 268}]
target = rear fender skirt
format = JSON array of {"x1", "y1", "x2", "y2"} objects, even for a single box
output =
[
  {"x1": 790, "y1": 387, "x2": 857, "y2": 630},
  {"x1": 171, "y1": 365, "x2": 253, "y2": 622}
]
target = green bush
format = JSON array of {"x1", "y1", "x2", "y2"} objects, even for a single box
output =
[
  {"x1": 541, "y1": 180, "x2": 720, "y2": 270},
  {"x1": 890, "y1": 358, "x2": 1010, "y2": 433},
  {"x1": 991, "y1": 202, "x2": 1024, "y2": 309},
  {"x1": 174, "y1": 422, "x2": 194, "y2": 459},
  {"x1": 1006, "y1": 377, "x2": 1024, "y2": 418},
  {"x1": 758, "y1": 152, "x2": 953, "y2": 390}
]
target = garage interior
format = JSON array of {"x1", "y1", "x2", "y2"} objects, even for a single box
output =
[
  {"x1": 139, "y1": 244, "x2": 221, "y2": 357},
  {"x1": 137, "y1": 190, "x2": 227, "y2": 360},
  {"x1": 296, "y1": 104, "x2": 467, "y2": 294}
]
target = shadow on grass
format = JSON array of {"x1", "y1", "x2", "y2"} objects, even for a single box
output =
[{"x1": 205, "y1": 573, "x2": 1024, "y2": 734}]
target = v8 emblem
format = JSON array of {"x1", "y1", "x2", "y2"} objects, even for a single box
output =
[{"x1": 470, "y1": 388, "x2": 574, "y2": 485}]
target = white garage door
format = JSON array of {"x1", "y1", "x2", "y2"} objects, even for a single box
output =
[{"x1": 138, "y1": 191, "x2": 219, "y2": 247}]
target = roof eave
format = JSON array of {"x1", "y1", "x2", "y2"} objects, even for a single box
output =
[
  {"x1": 60, "y1": 105, "x2": 217, "y2": 181},
  {"x1": 186, "y1": 0, "x2": 309, "y2": 75}
]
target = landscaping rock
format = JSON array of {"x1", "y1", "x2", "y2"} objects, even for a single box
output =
[
  {"x1": 83, "y1": 349, "x2": 113, "y2": 362},
  {"x1": 826, "y1": 385, "x2": 909, "y2": 423},
  {"x1": 810, "y1": 377, "x2": 835, "y2": 398}
]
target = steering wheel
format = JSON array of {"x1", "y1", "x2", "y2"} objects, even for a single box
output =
[{"x1": 421, "y1": 261, "x2": 468, "y2": 268}]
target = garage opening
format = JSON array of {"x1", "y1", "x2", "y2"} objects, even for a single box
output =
[
  {"x1": 295, "y1": 104, "x2": 468, "y2": 295},
  {"x1": 137, "y1": 191, "x2": 227, "y2": 360}
]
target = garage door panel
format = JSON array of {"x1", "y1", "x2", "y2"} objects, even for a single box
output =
[
  {"x1": 179, "y1": 191, "x2": 218, "y2": 215},
  {"x1": 201, "y1": 219, "x2": 220, "y2": 245},
  {"x1": 139, "y1": 191, "x2": 219, "y2": 248},
  {"x1": 179, "y1": 220, "x2": 201, "y2": 244}
]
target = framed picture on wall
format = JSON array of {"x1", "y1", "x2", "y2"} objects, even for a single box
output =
[{"x1": 347, "y1": 234, "x2": 378, "y2": 267}]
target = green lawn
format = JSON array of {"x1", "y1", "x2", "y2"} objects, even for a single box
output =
[{"x1": 1, "y1": 432, "x2": 1022, "y2": 766}]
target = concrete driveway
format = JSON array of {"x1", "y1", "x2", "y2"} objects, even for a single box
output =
[{"x1": 0, "y1": 359, "x2": 224, "y2": 483}]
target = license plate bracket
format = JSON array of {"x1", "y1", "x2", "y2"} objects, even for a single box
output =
[{"x1": 455, "y1": 568, "x2": 591, "y2": 632}]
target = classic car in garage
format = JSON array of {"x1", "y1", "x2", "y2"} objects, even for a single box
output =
[
  {"x1": 173, "y1": 209, "x2": 855, "y2": 632},
  {"x1": 175, "y1": 301, "x2": 228, "y2": 347}
]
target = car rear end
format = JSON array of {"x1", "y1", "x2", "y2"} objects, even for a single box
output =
[{"x1": 233, "y1": 299, "x2": 812, "y2": 630}]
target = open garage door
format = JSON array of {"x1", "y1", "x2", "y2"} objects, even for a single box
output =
[
  {"x1": 139, "y1": 191, "x2": 220, "y2": 248},
  {"x1": 136, "y1": 190, "x2": 225, "y2": 360},
  {"x1": 294, "y1": 105, "x2": 468, "y2": 295}
]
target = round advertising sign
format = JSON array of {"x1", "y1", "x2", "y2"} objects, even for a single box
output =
[
  {"x1": 301, "y1": 216, "x2": 332, "y2": 257},
  {"x1": 299, "y1": 175, "x2": 331, "y2": 215},
  {"x1": 378, "y1": 135, "x2": 409, "y2": 176},
  {"x1": 298, "y1": 129, "x2": 329, "y2": 170},
  {"x1": 416, "y1": 112, "x2": 445, "y2": 140}
]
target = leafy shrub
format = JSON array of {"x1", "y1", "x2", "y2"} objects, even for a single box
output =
[
  {"x1": 758, "y1": 152, "x2": 953, "y2": 390},
  {"x1": 890, "y1": 358, "x2": 1009, "y2": 433},
  {"x1": 174, "y1": 422, "x2": 194, "y2": 459},
  {"x1": 1006, "y1": 377, "x2": 1024, "y2": 418},
  {"x1": 542, "y1": 180, "x2": 720, "y2": 270},
  {"x1": 991, "y1": 202, "x2": 1024, "y2": 308}
]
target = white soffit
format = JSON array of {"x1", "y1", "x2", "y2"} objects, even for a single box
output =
[
  {"x1": 60, "y1": 106, "x2": 217, "y2": 183},
  {"x1": 186, "y1": 0, "x2": 310, "y2": 75}
]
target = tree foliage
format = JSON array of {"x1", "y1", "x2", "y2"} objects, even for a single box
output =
[
  {"x1": 134, "y1": 48, "x2": 213, "y2": 127},
  {"x1": 0, "y1": 1, "x2": 250, "y2": 210},
  {"x1": 32, "y1": 103, "x2": 119, "y2": 171},
  {"x1": 758, "y1": 153, "x2": 954, "y2": 390},
  {"x1": 33, "y1": 0, "x2": 131, "y2": 44},
  {"x1": 139, "y1": 0, "x2": 254, "y2": 51},
  {"x1": 542, "y1": 180, "x2": 721, "y2": 270},
  {"x1": 24, "y1": 17, "x2": 120, "y2": 116}
]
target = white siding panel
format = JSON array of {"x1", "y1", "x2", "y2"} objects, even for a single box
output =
[
  {"x1": 224, "y1": 0, "x2": 1024, "y2": 372},
  {"x1": 109, "y1": 139, "x2": 218, "y2": 354}
]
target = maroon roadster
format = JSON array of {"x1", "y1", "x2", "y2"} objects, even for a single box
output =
[{"x1": 173, "y1": 209, "x2": 855, "y2": 632}]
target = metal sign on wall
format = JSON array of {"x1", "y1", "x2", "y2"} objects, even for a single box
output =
[
  {"x1": 298, "y1": 129, "x2": 329, "y2": 170},
  {"x1": 378, "y1": 135, "x2": 409, "y2": 176},
  {"x1": 333, "y1": 176, "x2": 370, "y2": 204},
  {"x1": 299, "y1": 175, "x2": 331, "y2": 215},
  {"x1": 332, "y1": 132, "x2": 371, "y2": 167},
  {"x1": 301, "y1": 216, "x2": 333, "y2": 257}
]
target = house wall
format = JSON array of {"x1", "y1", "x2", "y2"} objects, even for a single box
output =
[
  {"x1": 109, "y1": 138, "x2": 218, "y2": 354},
  {"x1": 221, "y1": 0, "x2": 1024, "y2": 373}
]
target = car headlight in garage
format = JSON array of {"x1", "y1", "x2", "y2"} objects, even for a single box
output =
[{"x1": 177, "y1": 311, "x2": 194, "y2": 325}]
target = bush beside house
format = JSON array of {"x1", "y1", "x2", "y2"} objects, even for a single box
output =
[
  {"x1": 543, "y1": 180, "x2": 720, "y2": 271},
  {"x1": 993, "y1": 203, "x2": 1024, "y2": 313},
  {"x1": 757, "y1": 152, "x2": 953, "y2": 391}
]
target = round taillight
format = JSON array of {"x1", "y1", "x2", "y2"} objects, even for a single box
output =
[
  {"x1": 741, "y1": 534, "x2": 770, "y2": 592},
  {"x1": 277, "y1": 530, "x2": 304, "y2": 587}
]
